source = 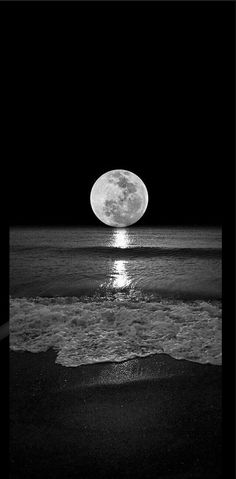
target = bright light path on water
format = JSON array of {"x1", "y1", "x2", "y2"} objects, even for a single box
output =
[
  {"x1": 111, "y1": 230, "x2": 131, "y2": 288},
  {"x1": 112, "y1": 260, "x2": 131, "y2": 289},
  {"x1": 112, "y1": 229, "x2": 130, "y2": 249}
]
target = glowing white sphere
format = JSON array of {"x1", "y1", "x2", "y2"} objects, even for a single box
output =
[{"x1": 90, "y1": 169, "x2": 148, "y2": 227}]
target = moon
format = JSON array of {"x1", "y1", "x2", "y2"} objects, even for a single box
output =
[{"x1": 90, "y1": 169, "x2": 148, "y2": 227}]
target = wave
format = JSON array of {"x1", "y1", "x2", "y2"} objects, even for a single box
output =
[
  {"x1": 11, "y1": 245, "x2": 221, "y2": 258},
  {"x1": 10, "y1": 296, "x2": 222, "y2": 367},
  {"x1": 10, "y1": 288, "x2": 221, "y2": 302}
]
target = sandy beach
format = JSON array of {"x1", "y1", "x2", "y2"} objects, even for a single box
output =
[{"x1": 10, "y1": 350, "x2": 221, "y2": 479}]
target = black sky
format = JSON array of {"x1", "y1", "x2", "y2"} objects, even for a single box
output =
[{"x1": 5, "y1": 1, "x2": 234, "y2": 227}]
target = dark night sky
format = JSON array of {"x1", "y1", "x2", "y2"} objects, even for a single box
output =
[{"x1": 6, "y1": 2, "x2": 234, "y2": 227}]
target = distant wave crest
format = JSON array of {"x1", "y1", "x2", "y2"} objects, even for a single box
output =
[{"x1": 12, "y1": 245, "x2": 221, "y2": 259}]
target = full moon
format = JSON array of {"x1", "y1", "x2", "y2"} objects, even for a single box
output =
[{"x1": 90, "y1": 169, "x2": 148, "y2": 227}]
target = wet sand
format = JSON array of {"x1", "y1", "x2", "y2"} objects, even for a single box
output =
[{"x1": 10, "y1": 350, "x2": 221, "y2": 479}]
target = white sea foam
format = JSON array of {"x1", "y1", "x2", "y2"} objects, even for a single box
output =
[{"x1": 10, "y1": 297, "x2": 221, "y2": 367}]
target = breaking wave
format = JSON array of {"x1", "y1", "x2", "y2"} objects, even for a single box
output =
[{"x1": 10, "y1": 296, "x2": 221, "y2": 367}]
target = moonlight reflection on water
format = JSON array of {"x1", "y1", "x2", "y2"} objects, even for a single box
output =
[
  {"x1": 112, "y1": 229, "x2": 130, "y2": 249},
  {"x1": 111, "y1": 230, "x2": 131, "y2": 289},
  {"x1": 112, "y1": 260, "x2": 131, "y2": 289},
  {"x1": 100, "y1": 229, "x2": 132, "y2": 291}
]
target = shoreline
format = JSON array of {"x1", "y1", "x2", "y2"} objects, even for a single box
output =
[
  {"x1": 10, "y1": 350, "x2": 221, "y2": 479},
  {"x1": 10, "y1": 347, "x2": 222, "y2": 380},
  {"x1": 10, "y1": 348, "x2": 221, "y2": 388}
]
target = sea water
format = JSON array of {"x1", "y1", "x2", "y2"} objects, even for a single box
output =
[{"x1": 10, "y1": 227, "x2": 221, "y2": 366}]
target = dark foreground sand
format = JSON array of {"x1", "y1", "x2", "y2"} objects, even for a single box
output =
[{"x1": 10, "y1": 350, "x2": 221, "y2": 479}]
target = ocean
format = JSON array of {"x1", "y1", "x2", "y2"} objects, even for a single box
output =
[{"x1": 10, "y1": 227, "x2": 222, "y2": 367}]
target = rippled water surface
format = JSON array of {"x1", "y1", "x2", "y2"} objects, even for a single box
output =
[{"x1": 10, "y1": 227, "x2": 221, "y2": 365}]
